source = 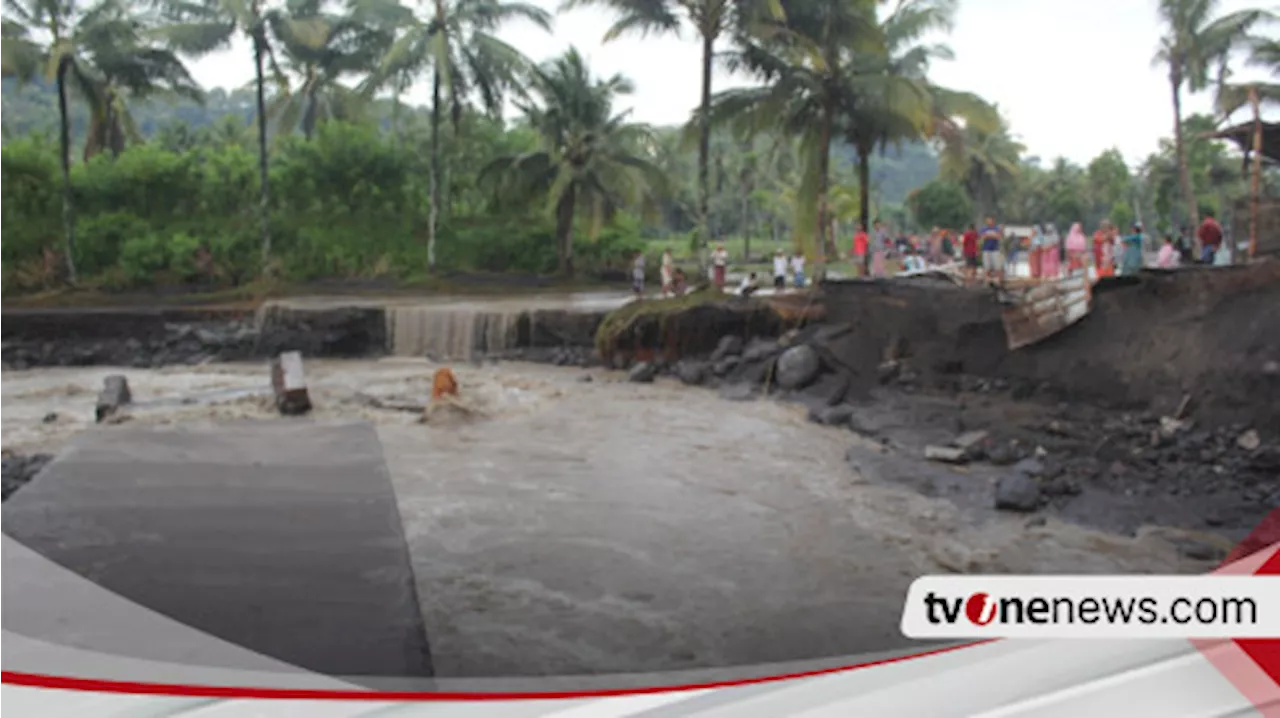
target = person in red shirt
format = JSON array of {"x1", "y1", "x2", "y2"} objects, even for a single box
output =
[
  {"x1": 1196, "y1": 210, "x2": 1223, "y2": 264},
  {"x1": 852, "y1": 222, "x2": 870, "y2": 277},
  {"x1": 961, "y1": 223, "x2": 980, "y2": 281}
]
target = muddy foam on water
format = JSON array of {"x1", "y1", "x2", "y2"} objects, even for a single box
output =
[{"x1": 2, "y1": 358, "x2": 1207, "y2": 580}]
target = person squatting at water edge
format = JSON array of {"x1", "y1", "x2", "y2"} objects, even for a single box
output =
[{"x1": 740, "y1": 272, "x2": 760, "y2": 298}]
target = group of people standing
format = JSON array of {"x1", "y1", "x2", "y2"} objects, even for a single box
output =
[{"x1": 632, "y1": 241, "x2": 808, "y2": 300}]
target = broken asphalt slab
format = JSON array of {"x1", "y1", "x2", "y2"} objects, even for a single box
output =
[{"x1": 1, "y1": 420, "x2": 433, "y2": 680}]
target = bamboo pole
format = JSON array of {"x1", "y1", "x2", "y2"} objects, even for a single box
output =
[{"x1": 1249, "y1": 85, "x2": 1262, "y2": 261}]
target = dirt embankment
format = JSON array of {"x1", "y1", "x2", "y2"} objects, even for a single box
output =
[{"x1": 820, "y1": 262, "x2": 1280, "y2": 428}]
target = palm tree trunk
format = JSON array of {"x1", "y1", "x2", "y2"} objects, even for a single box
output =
[
  {"x1": 55, "y1": 57, "x2": 77, "y2": 285},
  {"x1": 253, "y1": 31, "x2": 273, "y2": 269},
  {"x1": 857, "y1": 147, "x2": 871, "y2": 232},
  {"x1": 1248, "y1": 85, "x2": 1262, "y2": 261},
  {"x1": 555, "y1": 187, "x2": 576, "y2": 278},
  {"x1": 302, "y1": 95, "x2": 316, "y2": 141},
  {"x1": 428, "y1": 69, "x2": 442, "y2": 270},
  {"x1": 815, "y1": 103, "x2": 833, "y2": 261},
  {"x1": 696, "y1": 30, "x2": 714, "y2": 262},
  {"x1": 1170, "y1": 71, "x2": 1197, "y2": 229}
]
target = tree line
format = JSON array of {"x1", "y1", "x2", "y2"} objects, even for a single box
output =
[{"x1": 1, "y1": 0, "x2": 1275, "y2": 289}]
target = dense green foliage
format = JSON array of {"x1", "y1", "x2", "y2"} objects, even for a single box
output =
[
  {"x1": 0, "y1": 119, "x2": 650, "y2": 292},
  {"x1": 2, "y1": 0, "x2": 1275, "y2": 294}
]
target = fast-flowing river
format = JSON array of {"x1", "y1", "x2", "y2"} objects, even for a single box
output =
[{"x1": 1, "y1": 358, "x2": 1210, "y2": 676}]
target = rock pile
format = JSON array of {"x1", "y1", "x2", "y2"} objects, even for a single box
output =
[{"x1": 3, "y1": 320, "x2": 260, "y2": 369}]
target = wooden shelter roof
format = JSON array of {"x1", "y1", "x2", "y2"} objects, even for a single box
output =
[{"x1": 1206, "y1": 121, "x2": 1280, "y2": 163}]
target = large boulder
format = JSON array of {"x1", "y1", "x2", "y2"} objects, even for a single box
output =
[
  {"x1": 994, "y1": 473, "x2": 1041, "y2": 512},
  {"x1": 710, "y1": 335, "x2": 744, "y2": 362},
  {"x1": 628, "y1": 362, "x2": 658, "y2": 383},
  {"x1": 677, "y1": 361, "x2": 707, "y2": 386},
  {"x1": 774, "y1": 344, "x2": 821, "y2": 390}
]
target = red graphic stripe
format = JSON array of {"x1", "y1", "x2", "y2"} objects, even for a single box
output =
[
  {"x1": 1, "y1": 640, "x2": 991, "y2": 701},
  {"x1": 1234, "y1": 545, "x2": 1280, "y2": 688}
]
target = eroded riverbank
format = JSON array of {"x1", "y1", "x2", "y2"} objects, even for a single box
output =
[{"x1": 0, "y1": 358, "x2": 1231, "y2": 676}]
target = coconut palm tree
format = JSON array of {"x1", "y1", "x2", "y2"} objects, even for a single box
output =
[
  {"x1": 840, "y1": 0, "x2": 995, "y2": 231},
  {"x1": 479, "y1": 48, "x2": 667, "y2": 277},
  {"x1": 937, "y1": 115, "x2": 1024, "y2": 219},
  {"x1": 155, "y1": 0, "x2": 326, "y2": 268},
  {"x1": 267, "y1": 0, "x2": 389, "y2": 139},
  {"x1": 2, "y1": 0, "x2": 203, "y2": 284},
  {"x1": 1215, "y1": 30, "x2": 1277, "y2": 258},
  {"x1": 81, "y1": 45, "x2": 203, "y2": 161},
  {"x1": 562, "y1": 0, "x2": 782, "y2": 259},
  {"x1": 1154, "y1": 0, "x2": 1266, "y2": 228},
  {"x1": 355, "y1": 0, "x2": 553, "y2": 270},
  {"x1": 705, "y1": 0, "x2": 876, "y2": 259}
]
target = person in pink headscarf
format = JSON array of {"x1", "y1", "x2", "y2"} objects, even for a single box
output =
[{"x1": 1065, "y1": 222, "x2": 1088, "y2": 276}]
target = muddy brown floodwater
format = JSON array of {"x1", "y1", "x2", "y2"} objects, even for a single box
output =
[{"x1": 1, "y1": 359, "x2": 1219, "y2": 676}]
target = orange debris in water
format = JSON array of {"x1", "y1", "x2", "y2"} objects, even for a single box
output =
[{"x1": 432, "y1": 367, "x2": 459, "y2": 400}]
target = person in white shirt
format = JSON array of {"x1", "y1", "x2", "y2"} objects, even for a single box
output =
[
  {"x1": 631, "y1": 252, "x2": 646, "y2": 299},
  {"x1": 772, "y1": 249, "x2": 788, "y2": 290},
  {"x1": 790, "y1": 250, "x2": 807, "y2": 288},
  {"x1": 711, "y1": 243, "x2": 729, "y2": 290},
  {"x1": 740, "y1": 272, "x2": 760, "y2": 298},
  {"x1": 660, "y1": 249, "x2": 675, "y2": 297}
]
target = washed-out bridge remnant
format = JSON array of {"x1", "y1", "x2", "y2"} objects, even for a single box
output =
[{"x1": 1000, "y1": 276, "x2": 1093, "y2": 350}]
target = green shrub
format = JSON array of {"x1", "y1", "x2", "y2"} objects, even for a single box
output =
[{"x1": 118, "y1": 233, "x2": 171, "y2": 286}]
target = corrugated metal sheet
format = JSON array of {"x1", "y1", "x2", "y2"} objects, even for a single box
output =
[{"x1": 1000, "y1": 276, "x2": 1092, "y2": 350}]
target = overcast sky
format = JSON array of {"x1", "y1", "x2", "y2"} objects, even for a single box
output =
[{"x1": 187, "y1": 0, "x2": 1277, "y2": 168}]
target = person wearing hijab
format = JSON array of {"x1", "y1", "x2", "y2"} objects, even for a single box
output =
[
  {"x1": 1157, "y1": 236, "x2": 1180, "y2": 268},
  {"x1": 1119, "y1": 223, "x2": 1145, "y2": 275},
  {"x1": 1040, "y1": 223, "x2": 1061, "y2": 279},
  {"x1": 1092, "y1": 222, "x2": 1115, "y2": 279},
  {"x1": 1065, "y1": 222, "x2": 1088, "y2": 275},
  {"x1": 1028, "y1": 225, "x2": 1045, "y2": 279}
]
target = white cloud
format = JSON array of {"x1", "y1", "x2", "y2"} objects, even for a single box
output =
[{"x1": 185, "y1": 0, "x2": 1278, "y2": 167}]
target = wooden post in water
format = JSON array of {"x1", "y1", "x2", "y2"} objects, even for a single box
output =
[{"x1": 1249, "y1": 85, "x2": 1263, "y2": 262}]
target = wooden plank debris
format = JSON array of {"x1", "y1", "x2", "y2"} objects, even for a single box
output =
[{"x1": 1000, "y1": 276, "x2": 1093, "y2": 350}]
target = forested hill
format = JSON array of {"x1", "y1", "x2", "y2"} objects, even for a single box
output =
[{"x1": 2, "y1": 77, "x2": 939, "y2": 207}]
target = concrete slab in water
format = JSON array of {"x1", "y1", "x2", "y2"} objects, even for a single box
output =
[{"x1": 2, "y1": 421, "x2": 432, "y2": 679}]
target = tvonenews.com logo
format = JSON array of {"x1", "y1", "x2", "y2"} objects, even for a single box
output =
[
  {"x1": 900, "y1": 577, "x2": 1280, "y2": 639},
  {"x1": 924, "y1": 590, "x2": 1256, "y2": 627}
]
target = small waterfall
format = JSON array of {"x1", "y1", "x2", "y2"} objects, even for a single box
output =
[{"x1": 386, "y1": 306, "x2": 518, "y2": 360}]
